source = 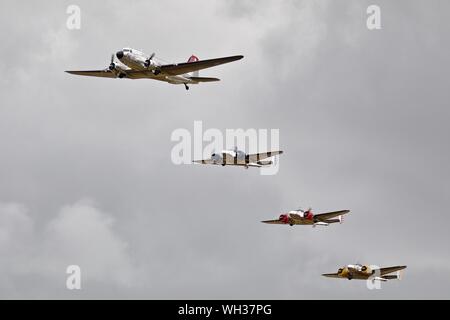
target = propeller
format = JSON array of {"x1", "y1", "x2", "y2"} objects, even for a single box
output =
[
  {"x1": 145, "y1": 52, "x2": 156, "y2": 68},
  {"x1": 353, "y1": 261, "x2": 368, "y2": 272},
  {"x1": 297, "y1": 206, "x2": 312, "y2": 213},
  {"x1": 108, "y1": 54, "x2": 115, "y2": 71}
]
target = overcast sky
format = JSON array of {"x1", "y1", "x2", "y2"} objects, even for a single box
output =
[{"x1": 1, "y1": 0, "x2": 449, "y2": 299}]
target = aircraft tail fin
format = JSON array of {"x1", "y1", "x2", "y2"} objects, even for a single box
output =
[{"x1": 187, "y1": 55, "x2": 199, "y2": 77}]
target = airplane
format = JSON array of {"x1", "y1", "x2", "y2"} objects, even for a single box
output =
[
  {"x1": 192, "y1": 147, "x2": 283, "y2": 169},
  {"x1": 322, "y1": 264, "x2": 407, "y2": 281},
  {"x1": 261, "y1": 208, "x2": 350, "y2": 227},
  {"x1": 65, "y1": 48, "x2": 244, "y2": 90}
]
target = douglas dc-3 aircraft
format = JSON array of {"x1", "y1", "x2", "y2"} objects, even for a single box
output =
[
  {"x1": 262, "y1": 208, "x2": 350, "y2": 227},
  {"x1": 65, "y1": 48, "x2": 243, "y2": 90},
  {"x1": 322, "y1": 264, "x2": 407, "y2": 281},
  {"x1": 193, "y1": 147, "x2": 283, "y2": 168}
]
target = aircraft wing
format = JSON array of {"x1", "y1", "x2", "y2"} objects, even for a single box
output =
[
  {"x1": 379, "y1": 266, "x2": 407, "y2": 276},
  {"x1": 65, "y1": 70, "x2": 116, "y2": 78},
  {"x1": 159, "y1": 55, "x2": 243, "y2": 76},
  {"x1": 192, "y1": 159, "x2": 215, "y2": 165},
  {"x1": 261, "y1": 219, "x2": 285, "y2": 225},
  {"x1": 322, "y1": 273, "x2": 341, "y2": 278},
  {"x1": 314, "y1": 210, "x2": 350, "y2": 222},
  {"x1": 247, "y1": 151, "x2": 283, "y2": 163}
]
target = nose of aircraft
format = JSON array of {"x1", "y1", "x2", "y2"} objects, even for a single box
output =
[{"x1": 116, "y1": 51, "x2": 124, "y2": 59}]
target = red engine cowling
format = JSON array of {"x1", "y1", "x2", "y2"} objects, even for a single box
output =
[
  {"x1": 279, "y1": 214, "x2": 290, "y2": 223},
  {"x1": 304, "y1": 210, "x2": 314, "y2": 220}
]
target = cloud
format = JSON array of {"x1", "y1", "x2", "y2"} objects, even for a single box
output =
[{"x1": 0, "y1": 200, "x2": 137, "y2": 298}]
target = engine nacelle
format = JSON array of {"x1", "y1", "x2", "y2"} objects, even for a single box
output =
[
  {"x1": 235, "y1": 150, "x2": 246, "y2": 161},
  {"x1": 338, "y1": 267, "x2": 349, "y2": 278},
  {"x1": 278, "y1": 214, "x2": 290, "y2": 223},
  {"x1": 146, "y1": 59, "x2": 158, "y2": 69},
  {"x1": 211, "y1": 153, "x2": 223, "y2": 164},
  {"x1": 348, "y1": 264, "x2": 371, "y2": 274},
  {"x1": 111, "y1": 65, "x2": 127, "y2": 78}
]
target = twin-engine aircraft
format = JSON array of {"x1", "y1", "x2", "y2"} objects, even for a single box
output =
[
  {"x1": 193, "y1": 147, "x2": 283, "y2": 169},
  {"x1": 322, "y1": 264, "x2": 407, "y2": 281},
  {"x1": 262, "y1": 208, "x2": 350, "y2": 227},
  {"x1": 65, "y1": 48, "x2": 243, "y2": 90}
]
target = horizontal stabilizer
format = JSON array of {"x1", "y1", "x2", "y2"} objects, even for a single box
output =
[
  {"x1": 256, "y1": 160, "x2": 273, "y2": 166},
  {"x1": 382, "y1": 274, "x2": 400, "y2": 280},
  {"x1": 372, "y1": 277, "x2": 389, "y2": 282},
  {"x1": 323, "y1": 218, "x2": 340, "y2": 224},
  {"x1": 189, "y1": 76, "x2": 220, "y2": 82}
]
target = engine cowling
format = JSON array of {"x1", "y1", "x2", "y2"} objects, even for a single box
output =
[
  {"x1": 338, "y1": 267, "x2": 349, "y2": 278},
  {"x1": 304, "y1": 210, "x2": 314, "y2": 220},
  {"x1": 109, "y1": 64, "x2": 127, "y2": 78},
  {"x1": 279, "y1": 214, "x2": 290, "y2": 224},
  {"x1": 235, "y1": 150, "x2": 246, "y2": 161},
  {"x1": 145, "y1": 59, "x2": 158, "y2": 69},
  {"x1": 211, "y1": 153, "x2": 223, "y2": 164}
]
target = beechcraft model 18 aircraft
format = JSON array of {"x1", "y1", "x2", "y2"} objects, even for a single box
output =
[
  {"x1": 65, "y1": 48, "x2": 243, "y2": 90},
  {"x1": 322, "y1": 264, "x2": 407, "y2": 281},
  {"x1": 192, "y1": 147, "x2": 283, "y2": 169},
  {"x1": 261, "y1": 208, "x2": 350, "y2": 227}
]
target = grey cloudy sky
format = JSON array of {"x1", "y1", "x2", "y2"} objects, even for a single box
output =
[{"x1": 0, "y1": 0, "x2": 449, "y2": 299}]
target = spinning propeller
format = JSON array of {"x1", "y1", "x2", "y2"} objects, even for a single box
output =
[
  {"x1": 108, "y1": 54, "x2": 115, "y2": 71},
  {"x1": 145, "y1": 52, "x2": 156, "y2": 68}
]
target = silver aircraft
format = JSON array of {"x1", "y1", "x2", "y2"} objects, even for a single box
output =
[
  {"x1": 193, "y1": 147, "x2": 283, "y2": 169},
  {"x1": 66, "y1": 48, "x2": 243, "y2": 90}
]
